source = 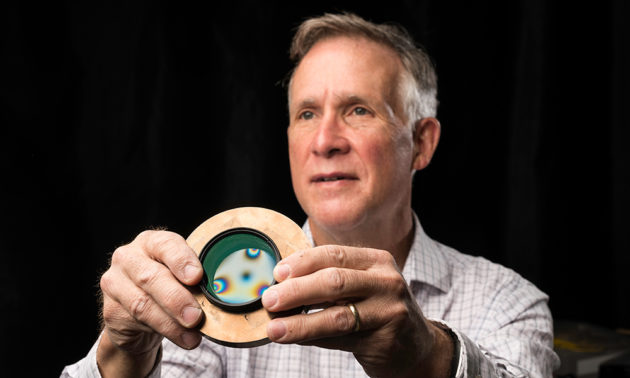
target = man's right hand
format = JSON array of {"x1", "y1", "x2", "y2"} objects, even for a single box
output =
[{"x1": 97, "y1": 230, "x2": 204, "y2": 377}]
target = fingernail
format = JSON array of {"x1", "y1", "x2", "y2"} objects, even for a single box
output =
[
  {"x1": 184, "y1": 264, "x2": 200, "y2": 282},
  {"x1": 274, "y1": 264, "x2": 290, "y2": 281},
  {"x1": 267, "y1": 320, "x2": 286, "y2": 340},
  {"x1": 262, "y1": 288, "x2": 278, "y2": 309},
  {"x1": 182, "y1": 306, "x2": 202, "y2": 326},
  {"x1": 181, "y1": 331, "x2": 199, "y2": 349}
]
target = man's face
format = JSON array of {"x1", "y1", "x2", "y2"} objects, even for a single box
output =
[{"x1": 288, "y1": 36, "x2": 416, "y2": 232}]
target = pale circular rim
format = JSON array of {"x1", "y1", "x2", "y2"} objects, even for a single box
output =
[{"x1": 186, "y1": 207, "x2": 312, "y2": 348}]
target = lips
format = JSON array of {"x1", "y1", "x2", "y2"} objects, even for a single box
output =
[{"x1": 311, "y1": 172, "x2": 358, "y2": 183}]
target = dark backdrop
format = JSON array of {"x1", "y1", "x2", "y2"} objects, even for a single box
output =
[{"x1": 1, "y1": 1, "x2": 628, "y2": 376}]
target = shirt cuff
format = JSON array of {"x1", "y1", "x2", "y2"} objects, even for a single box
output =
[
  {"x1": 60, "y1": 333, "x2": 103, "y2": 378},
  {"x1": 146, "y1": 343, "x2": 163, "y2": 378},
  {"x1": 60, "y1": 332, "x2": 163, "y2": 378},
  {"x1": 429, "y1": 319, "x2": 499, "y2": 378}
]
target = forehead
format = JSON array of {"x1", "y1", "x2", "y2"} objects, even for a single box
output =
[{"x1": 289, "y1": 36, "x2": 404, "y2": 108}]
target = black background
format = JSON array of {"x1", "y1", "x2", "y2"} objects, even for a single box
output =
[{"x1": 1, "y1": 1, "x2": 629, "y2": 376}]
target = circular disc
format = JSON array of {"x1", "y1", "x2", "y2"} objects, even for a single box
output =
[{"x1": 186, "y1": 207, "x2": 311, "y2": 347}]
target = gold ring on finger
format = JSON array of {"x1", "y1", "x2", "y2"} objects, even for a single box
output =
[{"x1": 347, "y1": 302, "x2": 361, "y2": 332}]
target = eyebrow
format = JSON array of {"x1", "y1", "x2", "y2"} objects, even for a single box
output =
[
  {"x1": 291, "y1": 94, "x2": 375, "y2": 113},
  {"x1": 294, "y1": 98, "x2": 317, "y2": 110},
  {"x1": 342, "y1": 94, "x2": 369, "y2": 104}
]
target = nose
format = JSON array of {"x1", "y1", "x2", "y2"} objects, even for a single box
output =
[{"x1": 311, "y1": 113, "x2": 350, "y2": 158}]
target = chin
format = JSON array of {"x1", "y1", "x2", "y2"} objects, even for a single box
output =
[{"x1": 306, "y1": 200, "x2": 368, "y2": 233}]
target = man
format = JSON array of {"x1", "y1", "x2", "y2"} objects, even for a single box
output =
[{"x1": 63, "y1": 13, "x2": 559, "y2": 377}]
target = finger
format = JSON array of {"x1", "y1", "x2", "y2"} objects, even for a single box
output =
[
  {"x1": 136, "y1": 230, "x2": 203, "y2": 286},
  {"x1": 101, "y1": 268, "x2": 202, "y2": 350},
  {"x1": 263, "y1": 267, "x2": 374, "y2": 312},
  {"x1": 105, "y1": 298, "x2": 202, "y2": 350},
  {"x1": 274, "y1": 245, "x2": 394, "y2": 281},
  {"x1": 110, "y1": 250, "x2": 203, "y2": 329},
  {"x1": 267, "y1": 304, "x2": 362, "y2": 346},
  {"x1": 297, "y1": 334, "x2": 365, "y2": 352}
]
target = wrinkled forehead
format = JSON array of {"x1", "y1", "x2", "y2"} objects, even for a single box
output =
[{"x1": 287, "y1": 36, "x2": 406, "y2": 111}]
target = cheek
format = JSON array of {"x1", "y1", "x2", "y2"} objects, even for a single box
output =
[
  {"x1": 366, "y1": 130, "x2": 413, "y2": 168},
  {"x1": 287, "y1": 131, "x2": 303, "y2": 167},
  {"x1": 288, "y1": 149, "x2": 302, "y2": 189},
  {"x1": 363, "y1": 132, "x2": 414, "y2": 189},
  {"x1": 288, "y1": 132, "x2": 309, "y2": 188},
  {"x1": 387, "y1": 126, "x2": 415, "y2": 167}
]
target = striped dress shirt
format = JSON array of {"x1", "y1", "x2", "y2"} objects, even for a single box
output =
[{"x1": 62, "y1": 214, "x2": 559, "y2": 377}]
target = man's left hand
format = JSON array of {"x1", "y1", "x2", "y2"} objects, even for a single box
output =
[{"x1": 261, "y1": 245, "x2": 454, "y2": 378}]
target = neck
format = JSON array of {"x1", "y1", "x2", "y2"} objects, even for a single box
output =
[{"x1": 309, "y1": 208, "x2": 415, "y2": 270}]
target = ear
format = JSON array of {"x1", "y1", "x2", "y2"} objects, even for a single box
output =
[{"x1": 412, "y1": 117, "x2": 441, "y2": 171}]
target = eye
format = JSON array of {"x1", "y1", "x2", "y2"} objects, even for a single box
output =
[
  {"x1": 352, "y1": 107, "x2": 369, "y2": 116},
  {"x1": 299, "y1": 111, "x2": 315, "y2": 120}
]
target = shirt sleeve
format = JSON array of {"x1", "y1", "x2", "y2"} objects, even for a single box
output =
[
  {"x1": 59, "y1": 333, "x2": 226, "y2": 378},
  {"x1": 444, "y1": 277, "x2": 560, "y2": 378},
  {"x1": 160, "y1": 338, "x2": 225, "y2": 377},
  {"x1": 60, "y1": 334, "x2": 103, "y2": 378},
  {"x1": 59, "y1": 333, "x2": 163, "y2": 378}
]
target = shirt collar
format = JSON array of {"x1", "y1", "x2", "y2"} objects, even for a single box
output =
[{"x1": 302, "y1": 213, "x2": 451, "y2": 293}]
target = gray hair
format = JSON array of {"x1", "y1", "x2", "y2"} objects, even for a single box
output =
[{"x1": 288, "y1": 12, "x2": 438, "y2": 123}]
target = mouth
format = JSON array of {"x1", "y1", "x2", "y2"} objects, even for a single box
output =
[{"x1": 311, "y1": 173, "x2": 358, "y2": 183}]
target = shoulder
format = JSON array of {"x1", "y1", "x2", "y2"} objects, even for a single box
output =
[
  {"x1": 435, "y1": 241, "x2": 550, "y2": 326},
  {"x1": 451, "y1": 242, "x2": 544, "y2": 295}
]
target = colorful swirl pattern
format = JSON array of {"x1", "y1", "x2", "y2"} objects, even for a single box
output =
[
  {"x1": 212, "y1": 277, "x2": 228, "y2": 294},
  {"x1": 212, "y1": 248, "x2": 276, "y2": 304},
  {"x1": 245, "y1": 248, "x2": 261, "y2": 259},
  {"x1": 255, "y1": 283, "x2": 270, "y2": 298}
]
